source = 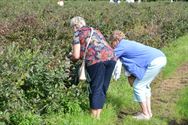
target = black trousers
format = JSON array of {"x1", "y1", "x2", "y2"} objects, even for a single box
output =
[{"x1": 86, "y1": 60, "x2": 116, "y2": 109}]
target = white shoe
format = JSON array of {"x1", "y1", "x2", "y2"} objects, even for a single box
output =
[
  {"x1": 134, "y1": 112, "x2": 153, "y2": 118},
  {"x1": 133, "y1": 113, "x2": 150, "y2": 120}
]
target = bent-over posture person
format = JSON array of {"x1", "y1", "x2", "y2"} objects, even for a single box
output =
[
  {"x1": 110, "y1": 30, "x2": 167, "y2": 120},
  {"x1": 70, "y1": 16, "x2": 116, "y2": 119}
]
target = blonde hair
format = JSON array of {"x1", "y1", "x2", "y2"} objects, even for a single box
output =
[
  {"x1": 70, "y1": 16, "x2": 86, "y2": 28},
  {"x1": 110, "y1": 30, "x2": 125, "y2": 48},
  {"x1": 110, "y1": 30, "x2": 125, "y2": 41}
]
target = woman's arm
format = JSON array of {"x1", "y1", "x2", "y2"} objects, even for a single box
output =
[
  {"x1": 128, "y1": 75, "x2": 136, "y2": 87},
  {"x1": 71, "y1": 44, "x2": 80, "y2": 61},
  {"x1": 71, "y1": 30, "x2": 81, "y2": 61},
  {"x1": 114, "y1": 40, "x2": 126, "y2": 58}
]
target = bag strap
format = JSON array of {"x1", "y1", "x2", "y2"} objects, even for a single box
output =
[{"x1": 83, "y1": 27, "x2": 94, "y2": 60}]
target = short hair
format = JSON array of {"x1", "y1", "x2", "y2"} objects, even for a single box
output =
[
  {"x1": 70, "y1": 16, "x2": 86, "y2": 28},
  {"x1": 110, "y1": 30, "x2": 125, "y2": 41}
]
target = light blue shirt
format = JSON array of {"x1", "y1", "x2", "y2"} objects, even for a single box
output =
[{"x1": 114, "y1": 39, "x2": 165, "y2": 80}]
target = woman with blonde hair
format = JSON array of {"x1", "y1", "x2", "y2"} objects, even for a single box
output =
[
  {"x1": 110, "y1": 30, "x2": 167, "y2": 120},
  {"x1": 70, "y1": 16, "x2": 116, "y2": 119}
]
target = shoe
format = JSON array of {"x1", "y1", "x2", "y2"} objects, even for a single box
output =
[
  {"x1": 134, "y1": 112, "x2": 142, "y2": 116},
  {"x1": 132, "y1": 113, "x2": 150, "y2": 120},
  {"x1": 134, "y1": 112, "x2": 153, "y2": 118}
]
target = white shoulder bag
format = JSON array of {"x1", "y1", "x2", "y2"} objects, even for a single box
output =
[{"x1": 79, "y1": 27, "x2": 94, "y2": 80}]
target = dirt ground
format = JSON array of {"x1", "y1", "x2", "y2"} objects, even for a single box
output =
[{"x1": 152, "y1": 63, "x2": 188, "y2": 125}]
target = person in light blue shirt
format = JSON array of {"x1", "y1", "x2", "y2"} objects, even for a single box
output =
[{"x1": 110, "y1": 30, "x2": 167, "y2": 120}]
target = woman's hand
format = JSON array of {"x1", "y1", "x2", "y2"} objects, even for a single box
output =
[
  {"x1": 68, "y1": 52, "x2": 77, "y2": 62},
  {"x1": 128, "y1": 75, "x2": 136, "y2": 87}
]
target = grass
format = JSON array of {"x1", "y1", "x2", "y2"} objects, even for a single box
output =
[
  {"x1": 44, "y1": 106, "x2": 117, "y2": 125},
  {"x1": 176, "y1": 86, "x2": 188, "y2": 122},
  {"x1": 162, "y1": 35, "x2": 188, "y2": 78}
]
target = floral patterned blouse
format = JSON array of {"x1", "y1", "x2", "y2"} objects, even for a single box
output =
[{"x1": 72, "y1": 26, "x2": 116, "y2": 66}]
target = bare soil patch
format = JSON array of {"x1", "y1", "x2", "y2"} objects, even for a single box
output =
[{"x1": 152, "y1": 63, "x2": 188, "y2": 125}]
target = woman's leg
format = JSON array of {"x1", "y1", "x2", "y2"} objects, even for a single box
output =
[
  {"x1": 96, "y1": 60, "x2": 115, "y2": 119},
  {"x1": 139, "y1": 101, "x2": 148, "y2": 116},
  {"x1": 145, "y1": 57, "x2": 166, "y2": 118},
  {"x1": 133, "y1": 57, "x2": 166, "y2": 119},
  {"x1": 87, "y1": 62, "x2": 105, "y2": 118},
  {"x1": 87, "y1": 60, "x2": 115, "y2": 118},
  {"x1": 146, "y1": 96, "x2": 152, "y2": 117},
  {"x1": 91, "y1": 109, "x2": 98, "y2": 118},
  {"x1": 103, "y1": 60, "x2": 116, "y2": 96},
  {"x1": 96, "y1": 109, "x2": 102, "y2": 119},
  {"x1": 133, "y1": 81, "x2": 150, "y2": 118}
]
